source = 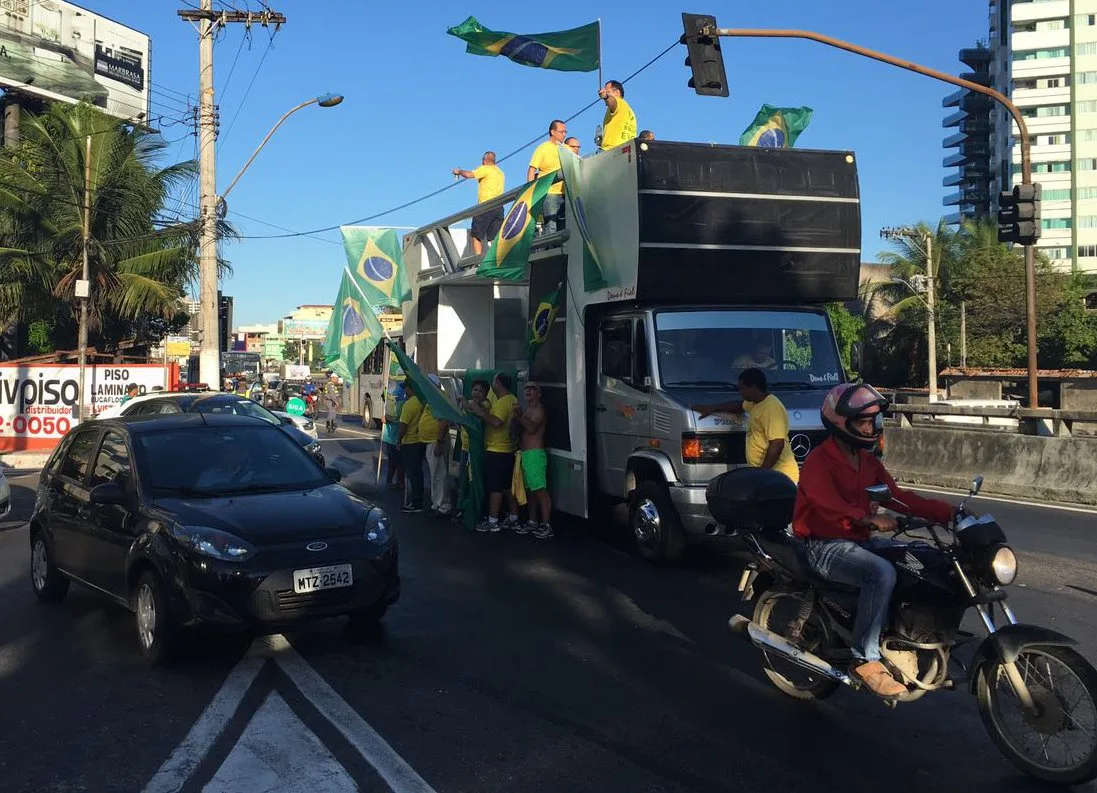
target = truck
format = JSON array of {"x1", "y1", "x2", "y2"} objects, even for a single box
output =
[{"x1": 400, "y1": 140, "x2": 861, "y2": 562}]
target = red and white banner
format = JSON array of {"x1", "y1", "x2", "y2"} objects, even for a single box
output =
[{"x1": 0, "y1": 363, "x2": 167, "y2": 452}]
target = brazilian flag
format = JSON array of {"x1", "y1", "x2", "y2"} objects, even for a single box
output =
[
  {"x1": 322, "y1": 270, "x2": 386, "y2": 385},
  {"x1": 447, "y1": 17, "x2": 600, "y2": 72},
  {"x1": 739, "y1": 105, "x2": 814, "y2": 148},
  {"x1": 340, "y1": 227, "x2": 411, "y2": 309},
  {"x1": 528, "y1": 283, "x2": 562, "y2": 365},
  {"x1": 477, "y1": 170, "x2": 556, "y2": 281}
]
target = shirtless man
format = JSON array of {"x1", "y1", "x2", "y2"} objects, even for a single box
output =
[{"x1": 514, "y1": 382, "x2": 552, "y2": 539}]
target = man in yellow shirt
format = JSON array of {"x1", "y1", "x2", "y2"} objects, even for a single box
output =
[
  {"x1": 599, "y1": 80, "x2": 637, "y2": 150},
  {"x1": 397, "y1": 383, "x2": 426, "y2": 512},
  {"x1": 418, "y1": 373, "x2": 453, "y2": 518},
  {"x1": 528, "y1": 119, "x2": 566, "y2": 235},
  {"x1": 469, "y1": 373, "x2": 519, "y2": 532},
  {"x1": 453, "y1": 152, "x2": 505, "y2": 256},
  {"x1": 692, "y1": 368, "x2": 800, "y2": 484}
]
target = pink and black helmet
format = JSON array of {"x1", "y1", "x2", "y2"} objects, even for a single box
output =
[{"x1": 820, "y1": 383, "x2": 889, "y2": 450}]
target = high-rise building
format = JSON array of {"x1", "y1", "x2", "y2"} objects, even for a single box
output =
[
  {"x1": 943, "y1": 43, "x2": 994, "y2": 225},
  {"x1": 947, "y1": 0, "x2": 1097, "y2": 273}
]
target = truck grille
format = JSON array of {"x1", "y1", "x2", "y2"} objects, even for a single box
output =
[{"x1": 652, "y1": 407, "x2": 672, "y2": 434}]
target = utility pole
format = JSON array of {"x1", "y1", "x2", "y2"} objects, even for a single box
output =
[
  {"x1": 3, "y1": 99, "x2": 19, "y2": 148},
  {"x1": 960, "y1": 301, "x2": 967, "y2": 368},
  {"x1": 77, "y1": 134, "x2": 92, "y2": 422},
  {"x1": 924, "y1": 231, "x2": 937, "y2": 403},
  {"x1": 178, "y1": 2, "x2": 286, "y2": 389}
]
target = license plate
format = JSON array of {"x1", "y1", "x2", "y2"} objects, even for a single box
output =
[{"x1": 292, "y1": 563, "x2": 353, "y2": 594}]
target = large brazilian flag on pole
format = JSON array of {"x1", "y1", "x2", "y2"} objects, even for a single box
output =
[
  {"x1": 447, "y1": 17, "x2": 600, "y2": 72},
  {"x1": 322, "y1": 269, "x2": 387, "y2": 384},
  {"x1": 739, "y1": 105, "x2": 814, "y2": 148},
  {"x1": 340, "y1": 227, "x2": 411, "y2": 308},
  {"x1": 476, "y1": 170, "x2": 556, "y2": 281}
]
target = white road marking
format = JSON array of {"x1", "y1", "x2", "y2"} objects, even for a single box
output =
[
  {"x1": 332, "y1": 427, "x2": 380, "y2": 439},
  {"x1": 141, "y1": 656, "x2": 265, "y2": 793},
  {"x1": 908, "y1": 484, "x2": 1097, "y2": 515},
  {"x1": 143, "y1": 635, "x2": 437, "y2": 793},
  {"x1": 202, "y1": 692, "x2": 356, "y2": 793}
]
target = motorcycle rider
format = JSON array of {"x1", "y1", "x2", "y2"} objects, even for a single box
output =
[{"x1": 794, "y1": 383, "x2": 954, "y2": 699}]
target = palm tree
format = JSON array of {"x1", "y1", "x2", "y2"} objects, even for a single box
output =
[{"x1": 0, "y1": 102, "x2": 232, "y2": 352}]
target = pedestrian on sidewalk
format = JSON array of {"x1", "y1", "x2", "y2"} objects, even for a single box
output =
[
  {"x1": 381, "y1": 382, "x2": 406, "y2": 490},
  {"x1": 515, "y1": 382, "x2": 552, "y2": 538}
]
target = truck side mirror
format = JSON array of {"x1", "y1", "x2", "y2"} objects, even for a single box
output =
[{"x1": 850, "y1": 342, "x2": 863, "y2": 374}]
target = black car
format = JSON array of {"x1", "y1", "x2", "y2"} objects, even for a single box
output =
[
  {"x1": 29, "y1": 414, "x2": 399, "y2": 663},
  {"x1": 116, "y1": 392, "x2": 325, "y2": 468}
]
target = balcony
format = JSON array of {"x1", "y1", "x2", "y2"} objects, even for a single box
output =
[
  {"x1": 959, "y1": 71, "x2": 992, "y2": 86},
  {"x1": 959, "y1": 47, "x2": 992, "y2": 68},
  {"x1": 943, "y1": 151, "x2": 968, "y2": 168},
  {"x1": 943, "y1": 109, "x2": 968, "y2": 128},
  {"x1": 944, "y1": 131, "x2": 968, "y2": 148}
]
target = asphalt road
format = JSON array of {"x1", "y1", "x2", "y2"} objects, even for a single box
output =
[{"x1": 2, "y1": 424, "x2": 1096, "y2": 793}]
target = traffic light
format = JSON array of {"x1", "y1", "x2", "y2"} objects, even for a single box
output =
[
  {"x1": 997, "y1": 190, "x2": 1016, "y2": 244},
  {"x1": 1013, "y1": 183, "x2": 1041, "y2": 245},
  {"x1": 681, "y1": 13, "x2": 729, "y2": 97}
]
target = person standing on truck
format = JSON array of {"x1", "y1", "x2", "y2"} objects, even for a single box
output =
[
  {"x1": 453, "y1": 151, "x2": 505, "y2": 256},
  {"x1": 515, "y1": 382, "x2": 552, "y2": 539},
  {"x1": 398, "y1": 382, "x2": 426, "y2": 513},
  {"x1": 528, "y1": 120, "x2": 567, "y2": 234},
  {"x1": 598, "y1": 80, "x2": 637, "y2": 150},
  {"x1": 639, "y1": 129, "x2": 655, "y2": 141},
  {"x1": 692, "y1": 368, "x2": 800, "y2": 484},
  {"x1": 471, "y1": 373, "x2": 519, "y2": 532},
  {"x1": 564, "y1": 136, "x2": 581, "y2": 156}
]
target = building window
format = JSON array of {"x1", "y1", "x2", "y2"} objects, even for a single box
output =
[
  {"x1": 1078, "y1": 71, "x2": 1097, "y2": 84},
  {"x1": 1043, "y1": 188, "x2": 1073, "y2": 200},
  {"x1": 1012, "y1": 162, "x2": 1071, "y2": 174},
  {"x1": 1042, "y1": 247, "x2": 1072, "y2": 260},
  {"x1": 1039, "y1": 76, "x2": 1070, "y2": 88},
  {"x1": 1078, "y1": 14, "x2": 1097, "y2": 26},
  {"x1": 1079, "y1": 188, "x2": 1097, "y2": 200},
  {"x1": 1080, "y1": 216, "x2": 1097, "y2": 228},
  {"x1": 1081, "y1": 159, "x2": 1097, "y2": 170},
  {"x1": 1014, "y1": 47, "x2": 1070, "y2": 61},
  {"x1": 1037, "y1": 19, "x2": 1070, "y2": 30},
  {"x1": 1079, "y1": 100, "x2": 1097, "y2": 113},
  {"x1": 1020, "y1": 104, "x2": 1071, "y2": 118},
  {"x1": 1080, "y1": 42, "x2": 1097, "y2": 56},
  {"x1": 1080, "y1": 245, "x2": 1097, "y2": 257},
  {"x1": 1042, "y1": 218, "x2": 1072, "y2": 230}
]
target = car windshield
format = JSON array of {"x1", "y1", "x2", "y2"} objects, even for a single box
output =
[
  {"x1": 283, "y1": 383, "x2": 303, "y2": 397},
  {"x1": 192, "y1": 397, "x2": 280, "y2": 425},
  {"x1": 655, "y1": 309, "x2": 843, "y2": 391},
  {"x1": 137, "y1": 426, "x2": 329, "y2": 497}
]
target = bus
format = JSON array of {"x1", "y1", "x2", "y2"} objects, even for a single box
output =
[
  {"x1": 355, "y1": 335, "x2": 404, "y2": 428},
  {"x1": 222, "y1": 351, "x2": 262, "y2": 379}
]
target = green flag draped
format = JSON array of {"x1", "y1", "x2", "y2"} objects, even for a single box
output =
[
  {"x1": 340, "y1": 227, "x2": 411, "y2": 308},
  {"x1": 528, "y1": 283, "x2": 562, "y2": 366},
  {"x1": 739, "y1": 105, "x2": 814, "y2": 148},
  {"x1": 558, "y1": 148, "x2": 606, "y2": 291},
  {"x1": 477, "y1": 170, "x2": 556, "y2": 281},
  {"x1": 322, "y1": 270, "x2": 386, "y2": 384},
  {"x1": 446, "y1": 17, "x2": 600, "y2": 72}
]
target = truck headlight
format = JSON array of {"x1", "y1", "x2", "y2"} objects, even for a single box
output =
[{"x1": 365, "y1": 508, "x2": 391, "y2": 545}]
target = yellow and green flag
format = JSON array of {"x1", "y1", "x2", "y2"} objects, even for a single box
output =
[
  {"x1": 739, "y1": 105, "x2": 814, "y2": 148},
  {"x1": 340, "y1": 227, "x2": 411, "y2": 308},
  {"x1": 558, "y1": 148, "x2": 606, "y2": 292},
  {"x1": 322, "y1": 270, "x2": 386, "y2": 384},
  {"x1": 477, "y1": 170, "x2": 556, "y2": 281},
  {"x1": 446, "y1": 17, "x2": 600, "y2": 73},
  {"x1": 528, "y1": 283, "x2": 562, "y2": 365}
]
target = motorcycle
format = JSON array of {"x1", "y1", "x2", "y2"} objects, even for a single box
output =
[{"x1": 711, "y1": 467, "x2": 1097, "y2": 786}]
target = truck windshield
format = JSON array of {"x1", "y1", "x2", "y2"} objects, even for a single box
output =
[{"x1": 654, "y1": 309, "x2": 843, "y2": 390}]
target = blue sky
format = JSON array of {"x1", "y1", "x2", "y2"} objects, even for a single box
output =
[{"x1": 78, "y1": 0, "x2": 986, "y2": 326}]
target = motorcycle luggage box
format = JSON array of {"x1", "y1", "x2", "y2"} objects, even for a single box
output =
[{"x1": 706, "y1": 467, "x2": 796, "y2": 531}]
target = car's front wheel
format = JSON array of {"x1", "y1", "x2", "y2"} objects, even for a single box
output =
[
  {"x1": 133, "y1": 571, "x2": 177, "y2": 664},
  {"x1": 30, "y1": 531, "x2": 69, "y2": 603}
]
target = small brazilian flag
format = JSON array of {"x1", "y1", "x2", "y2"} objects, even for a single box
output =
[
  {"x1": 477, "y1": 170, "x2": 556, "y2": 281},
  {"x1": 340, "y1": 227, "x2": 411, "y2": 309},
  {"x1": 528, "y1": 283, "x2": 562, "y2": 365},
  {"x1": 739, "y1": 105, "x2": 814, "y2": 148},
  {"x1": 322, "y1": 270, "x2": 386, "y2": 385},
  {"x1": 446, "y1": 16, "x2": 600, "y2": 73}
]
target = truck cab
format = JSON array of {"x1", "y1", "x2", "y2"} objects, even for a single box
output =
[{"x1": 401, "y1": 139, "x2": 860, "y2": 562}]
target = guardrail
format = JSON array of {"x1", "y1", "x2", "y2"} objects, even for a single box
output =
[{"x1": 887, "y1": 404, "x2": 1097, "y2": 437}]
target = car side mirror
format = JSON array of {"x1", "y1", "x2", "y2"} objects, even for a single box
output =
[
  {"x1": 90, "y1": 481, "x2": 128, "y2": 507},
  {"x1": 281, "y1": 416, "x2": 293, "y2": 425},
  {"x1": 325, "y1": 466, "x2": 342, "y2": 483},
  {"x1": 865, "y1": 484, "x2": 892, "y2": 504}
]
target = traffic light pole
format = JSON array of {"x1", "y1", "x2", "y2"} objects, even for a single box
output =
[{"x1": 705, "y1": 27, "x2": 1041, "y2": 407}]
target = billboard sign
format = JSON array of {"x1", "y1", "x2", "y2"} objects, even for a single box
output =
[
  {"x1": 0, "y1": 1, "x2": 150, "y2": 121},
  {"x1": 0, "y1": 362, "x2": 166, "y2": 452},
  {"x1": 282, "y1": 318, "x2": 329, "y2": 339}
]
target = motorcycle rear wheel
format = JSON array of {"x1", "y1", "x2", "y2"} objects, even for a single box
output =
[
  {"x1": 753, "y1": 588, "x2": 841, "y2": 701},
  {"x1": 976, "y1": 645, "x2": 1097, "y2": 785}
]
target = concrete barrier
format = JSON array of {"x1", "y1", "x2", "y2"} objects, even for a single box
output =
[{"x1": 884, "y1": 426, "x2": 1097, "y2": 506}]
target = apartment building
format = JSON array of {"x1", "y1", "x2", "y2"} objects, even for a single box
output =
[{"x1": 946, "y1": 0, "x2": 1097, "y2": 273}]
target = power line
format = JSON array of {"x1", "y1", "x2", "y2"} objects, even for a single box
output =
[
  {"x1": 235, "y1": 38, "x2": 680, "y2": 241},
  {"x1": 219, "y1": 33, "x2": 275, "y2": 146}
]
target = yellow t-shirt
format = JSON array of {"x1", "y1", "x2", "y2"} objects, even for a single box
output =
[
  {"x1": 601, "y1": 97, "x2": 637, "y2": 150},
  {"x1": 472, "y1": 164, "x2": 505, "y2": 203},
  {"x1": 399, "y1": 395, "x2": 423, "y2": 444},
  {"x1": 459, "y1": 400, "x2": 489, "y2": 452},
  {"x1": 418, "y1": 404, "x2": 442, "y2": 445},
  {"x1": 484, "y1": 393, "x2": 518, "y2": 453},
  {"x1": 529, "y1": 140, "x2": 563, "y2": 195},
  {"x1": 742, "y1": 394, "x2": 800, "y2": 484}
]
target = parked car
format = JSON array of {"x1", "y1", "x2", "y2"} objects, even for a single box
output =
[
  {"x1": 28, "y1": 413, "x2": 399, "y2": 662},
  {"x1": 114, "y1": 392, "x2": 324, "y2": 466}
]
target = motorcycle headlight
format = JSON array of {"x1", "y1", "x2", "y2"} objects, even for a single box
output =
[
  {"x1": 977, "y1": 543, "x2": 1017, "y2": 586},
  {"x1": 171, "y1": 524, "x2": 254, "y2": 562},
  {"x1": 365, "y1": 507, "x2": 391, "y2": 545}
]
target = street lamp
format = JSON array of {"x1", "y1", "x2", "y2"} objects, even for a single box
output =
[
  {"x1": 881, "y1": 226, "x2": 938, "y2": 402},
  {"x1": 198, "y1": 93, "x2": 343, "y2": 389}
]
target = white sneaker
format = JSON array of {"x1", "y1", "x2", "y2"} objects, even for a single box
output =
[{"x1": 532, "y1": 523, "x2": 554, "y2": 539}]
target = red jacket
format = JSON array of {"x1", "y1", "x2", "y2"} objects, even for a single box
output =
[{"x1": 792, "y1": 437, "x2": 954, "y2": 541}]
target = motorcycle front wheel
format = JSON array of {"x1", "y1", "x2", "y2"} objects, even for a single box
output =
[
  {"x1": 753, "y1": 588, "x2": 841, "y2": 702},
  {"x1": 976, "y1": 645, "x2": 1097, "y2": 785}
]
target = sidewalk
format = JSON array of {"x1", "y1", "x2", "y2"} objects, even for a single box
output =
[{"x1": 0, "y1": 451, "x2": 51, "y2": 473}]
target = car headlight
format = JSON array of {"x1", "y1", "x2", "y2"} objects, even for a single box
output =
[
  {"x1": 306, "y1": 441, "x2": 321, "y2": 456},
  {"x1": 171, "y1": 524, "x2": 254, "y2": 562},
  {"x1": 365, "y1": 507, "x2": 391, "y2": 545}
]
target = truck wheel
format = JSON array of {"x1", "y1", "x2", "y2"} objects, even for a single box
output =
[
  {"x1": 363, "y1": 397, "x2": 379, "y2": 429},
  {"x1": 629, "y1": 480, "x2": 685, "y2": 564}
]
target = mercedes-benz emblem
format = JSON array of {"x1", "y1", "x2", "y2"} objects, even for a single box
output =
[
  {"x1": 790, "y1": 433, "x2": 812, "y2": 460},
  {"x1": 306, "y1": 541, "x2": 328, "y2": 552}
]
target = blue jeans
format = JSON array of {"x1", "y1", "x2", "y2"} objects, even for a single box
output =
[
  {"x1": 541, "y1": 194, "x2": 564, "y2": 234},
  {"x1": 804, "y1": 537, "x2": 898, "y2": 663}
]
